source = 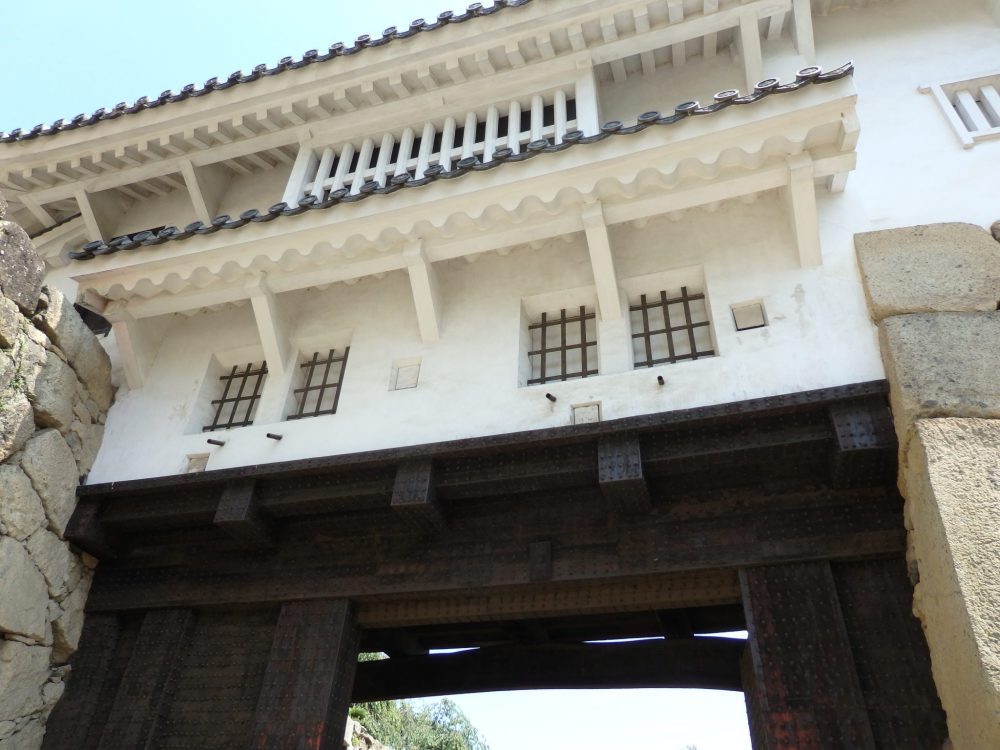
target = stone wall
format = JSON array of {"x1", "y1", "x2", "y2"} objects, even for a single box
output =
[
  {"x1": 855, "y1": 222, "x2": 1000, "y2": 750},
  {"x1": 0, "y1": 195, "x2": 113, "y2": 749}
]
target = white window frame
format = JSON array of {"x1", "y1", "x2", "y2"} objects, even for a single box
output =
[{"x1": 921, "y1": 71, "x2": 1000, "y2": 148}]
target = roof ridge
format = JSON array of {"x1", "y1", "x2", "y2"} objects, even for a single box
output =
[{"x1": 0, "y1": 1, "x2": 531, "y2": 145}]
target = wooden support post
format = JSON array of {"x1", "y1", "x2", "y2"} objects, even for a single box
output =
[
  {"x1": 252, "y1": 600, "x2": 359, "y2": 750},
  {"x1": 97, "y1": 609, "x2": 196, "y2": 750},
  {"x1": 180, "y1": 159, "x2": 231, "y2": 224},
  {"x1": 740, "y1": 562, "x2": 876, "y2": 750},
  {"x1": 103, "y1": 302, "x2": 170, "y2": 390},
  {"x1": 19, "y1": 193, "x2": 57, "y2": 229},
  {"x1": 739, "y1": 11, "x2": 764, "y2": 95},
  {"x1": 42, "y1": 615, "x2": 122, "y2": 750},
  {"x1": 281, "y1": 141, "x2": 318, "y2": 207},
  {"x1": 215, "y1": 478, "x2": 275, "y2": 549},
  {"x1": 246, "y1": 274, "x2": 292, "y2": 379},
  {"x1": 75, "y1": 187, "x2": 120, "y2": 241},
  {"x1": 792, "y1": 0, "x2": 816, "y2": 63},
  {"x1": 405, "y1": 240, "x2": 442, "y2": 342},
  {"x1": 598, "y1": 435, "x2": 651, "y2": 515},
  {"x1": 786, "y1": 153, "x2": 822, "y2": 268},
  {"x1": 391, "y1": 458, "x2": 447, "y2": 532},
  {"x1": 574, "y1": 59, "x2": 601, "y2": 136},
  {"x1": 582, "y1": 201, "x2": 623, "y2": 322}
]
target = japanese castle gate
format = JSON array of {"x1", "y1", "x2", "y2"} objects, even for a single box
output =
[{"x1": 47, "y1": 381, "x2": 947, "y2": 749}]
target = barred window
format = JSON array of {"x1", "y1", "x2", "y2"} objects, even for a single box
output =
[
  {"x1": 630, "y1": 287, "x2": 714, "y2": 368},
  {"x1": 527, "y1": 306, "x2": 598, "y2": 385},
  {"x1": 203, "y1": 362, "x2": 268, "y2": 432},
  {"x1": 287, "y1": 348, "x2": 350, "y2": 420}
]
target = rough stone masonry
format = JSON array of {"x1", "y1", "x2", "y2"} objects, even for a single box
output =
[
  {"x1": 856, "y1": 221, "x2": 1000, "y2": 750},
  {"x1": 0, "y1": 193, "x2": 113, "y2": 750}
]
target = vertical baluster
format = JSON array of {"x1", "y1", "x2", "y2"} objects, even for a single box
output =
[
  {"x1": 310, "y1": 147, "x2": 335, "y2": 199},
  {"x1": 439, "y1": 117, "x2": 457, "y2": 171},
  {"x1": 530, "y1": 94, "x2": 544, "y2": 142},
  {"x1": 508, "y1": 100, "x2": 522, "y2": 154},
  {"x1": 374, "y1": 133, "x2": 395, "y2": 187},
  {"x1": 350, "y1": 137, "x2": 375, "y2": 195},
  {"x1": 462, "y1": 111, "x2": 477, "y2": 160},
  {"x1": 395, "y1": 127, "x2": 416, "y2": 177},
  {"x1": 415, "y1": 122, "x2": 435, "y2": 178},
  {"x1": 484, "y1": 105, "x2": 499, "y2": 162},
  {"x1": 554, "y1": 89, "x2": 568, "y2": 144},
  {"x1": 331, "y1": 143, "x2": 355, "y2": 191}
]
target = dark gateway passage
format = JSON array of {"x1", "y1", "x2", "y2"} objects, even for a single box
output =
[{"x1": 47, "y1": 382, "x2": 947, "y2": 750}]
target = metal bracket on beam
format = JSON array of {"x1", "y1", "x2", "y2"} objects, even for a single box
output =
[
  {"x1": 214, "y1": 478, "x2": 275, "y2": 549},
  {"x1": 391, "y1": 458, "x2": 447, "y2": 533},
  {"x1": 598, "y1": 435, "x2": 652, "y2": 515}
]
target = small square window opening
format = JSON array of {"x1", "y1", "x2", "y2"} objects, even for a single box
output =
[
  {"x1": 527, "y1": 306, "x2": 598, "y2": 385},
  {"x1": 203, "y1": 361, "x2": 268, "y2": 432},
  {"x1": 732, "y1": 301, "x2": 768, "y2": 331},
  {"x1": 287, "y1": 348, "x2": 350, "y2": 420},
  {"x1": 630, "y1": 287, "x2": 715, "y2": 368}
]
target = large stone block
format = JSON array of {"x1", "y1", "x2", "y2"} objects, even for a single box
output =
[
  {"x1": 0, "y1": 538, "x2": 48, "y2": 642},
  {"x1": 25, "y1": 529, "x2": 80, "y2": 600},
  {"x1": 27, "y1": 354, "x2": 77, "y2": 433},
  {"x1": 0, "y1": 191, "x2": 7, "y2": 220},
  {"x1": 19, "y1": 430, "x2": 78, "y2": 537},
  {"x1": 902, "y1": 418, "x2": 1000, "y2": 750},
  {"x1": 0, "y1": 718, "x2": 44, "y2": 750},
  {"x1": 856, "y1": 223, "x2": 1000, "y2": 322},
  {"x1": 0, "y1": 466, "x2": 47, "y2": 542},
  {"x1": 34, "y1": 288, "x2": 112, "y2": 411},
  {"x1": 51, "y1": 573, "x2": 91, "y2": 664},
  {"x1": 0, "y1": 297, "x2": 19, "y2": 349},
  {"x1": 0, "y1": 222, "x2": 45, "y2": 317},
  {"x1": 880, "y1": 312, "x2": 1000, "y2": 438},
  {"x1": 0, "y1": 641, "x2": 49, "y2": 721},
  {"x1": 0, "y1": 393, "x2": 34, "y2": 463}
]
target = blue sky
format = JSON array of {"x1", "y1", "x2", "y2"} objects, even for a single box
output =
[{"x1": 2, "y1": 2, "x2": 752, "y2": 747}]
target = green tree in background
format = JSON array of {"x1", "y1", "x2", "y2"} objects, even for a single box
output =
[{"x1": 352, "y1": 654, "x2": 489, "y2": 750}]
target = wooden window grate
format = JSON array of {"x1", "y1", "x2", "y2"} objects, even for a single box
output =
[
  {"x1": 287, "y1": 348, "x2": 350, "y2": 420},
  {"x1": 203, "y1": 362, "x2": 268, "y2": 432},
  {"x1": 528, "y1": 307, "x2": 598, "y2": 385},
  {"x1": 630, "y1": 287, "x2": 715, "y2": 368}
]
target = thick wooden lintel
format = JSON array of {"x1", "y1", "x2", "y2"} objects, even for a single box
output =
[
  {"x1": 214, "y1": 478, "x2": 275, "y2": 550},
  {"x1": 352, "y1": 637, "x2": 745, "y2": 702},
  {"x1": 598, "y1": 435, "x2": 651, "y2": 515},
  {"x1": 828, "y1": 398, "x2": 895, "y2": 488},
  {"x1": 391, "y1": 458, "x2": 447, "y2": 532}
]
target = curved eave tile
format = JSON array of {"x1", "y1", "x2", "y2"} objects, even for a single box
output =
[
  {"x1": 0, "y1": 1, "x2": 530, "y2": 145},
  {"x1": 67, "y1": 64, "x2": 854, "y2": 263}
]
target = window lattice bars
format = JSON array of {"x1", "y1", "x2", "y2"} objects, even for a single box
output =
[
  {"x1": 203, "y1": 362, "x2": 268, "y2": 432},
  {"x1": 302, "y1": 90, "x2": 577, "y2": 200},
  {"x1": 528, "y1": 306, "x2": 598, "y2": 385},
  {"x1": 631, "y1": 287, "x2": 715, "y2": 368},
  {"x1": 287, "y1": 348, "x2": 350, "y2": 420}
]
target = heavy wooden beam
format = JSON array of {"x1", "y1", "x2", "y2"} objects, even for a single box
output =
[
  {"x1": 96, "y1": 609, "x2": 196, "y2": 750},
  {"x1": 352, "y1": 638, "x2": 745, "y2": 702},
  {"x1": 581, "y1": 201, "x2": 623, "y2": 322},
  {"x1": 214, "y1": 478, "x2": 275, "y2": 549},
  {"x1": 252, "y1": 600, "x2": 359, "y2": 750},
  {"x1": 787, "y1": 153, "x2": 822, "y2": 268},
  {"x1": 828, "y1": 398, "x2": 895, "y2": 488},
  {"x1": 405, "y1": 240, "x2": 442, "y2": 343}
]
